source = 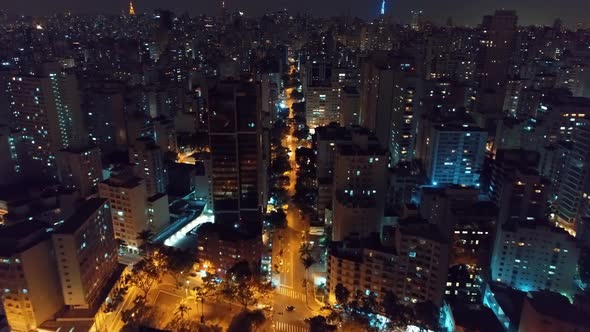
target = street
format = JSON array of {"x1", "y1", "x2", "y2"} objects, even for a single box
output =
[{"x1": 271, "y1": 72, "x2": 325, "y2": 331}]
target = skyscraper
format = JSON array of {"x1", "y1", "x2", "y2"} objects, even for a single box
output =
[
  {"x1": 477, "y1": 11, "x2": 518, "y2": 89},
  {"x1": 51, "y1": 198, "x2": 118, "y2": 309},
  {"x1": 56, "y1": 146, "x2": 102, "y2": 197},
  {"x1": 360, "y1": 53, "x2": 420, "y2": 159},
  {"x1": 98, "y1": 173, "x2": 150, "y2": 251},
  {"x1": 554, "y1": 117, "x2": 590, "y2": 236},
  {"x1": 208, "y1": 80, "x2": 264, "y2": 227},
  {"x1": 0, "y1": 126, "x2": 22, "y2": 185},
  {"x1": 332, "y1": 132, "x2": 388, "y2": 241},
  {"x1": 129, "y1": 137, "x2": 168, "y2": 197},
  {"x1": 8, "y1": 64, "x2": 86, "y2": 178}
]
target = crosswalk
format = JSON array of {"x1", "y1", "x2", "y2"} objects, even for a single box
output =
[
  {"x1": 274, "y1": 321, "x2": 309, "y2": 332},
  {"x1": 276, "y1": 286, "x2": 306, "y2": 301}
]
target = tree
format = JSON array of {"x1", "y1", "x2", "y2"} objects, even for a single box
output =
[
  {"x1": 307, "y1": 315, "x2": 337, "y2": 332},
  {"x1": 413, "y1": 301, "x2": 439, "y2": 330},
  {"x1": 161, "y1": 247, "x2": 195, "y2": 288},
  {"x1": 227, "y1": 310, "x2": 266, "y2": 332},
  {"x1": 293, "y1": 126, "x2": 310, "y2": 140},
  {"x1": 301, "y1": 255, "x2": 316, "y2": 273},
  {"x1": 227, "y1": 260, "x2": 252, "y2": 283},
  {"x1": 334, "y1": 283, "x2": 350, "y2": 307},
  {"x1": 361, "y1": 291, "x2": 378, "y2": 315},
  {"x1": 299, "y1": 243, "x2": 312, "y2": 257},
  {"x1": 175, "y1": 303, "x2": 191, "y2": 321},
  {"x1": 382, "y1": 291, "x2": 410, "y2": 329},
  {"x1": 128, "y1": 256, "x2": 160, "y2": 295},
  {"x1": 290, "y1": 89, "x2": 304, "y2": 100},
  {"x1": 269, "y1": 209, "x2": 287, "y2": 229},
  {"x1": 292, "y1": 101, "x2": 305, "y2": 115},
  {"x1": 193, "y1": 272, "x2": 219, "y2": 323},
  {"x1": 121, "y1": 295, "x2": 155, "y2": 328},
  {"x1": 103, "y1": 282, "x2": 129, "y2": 313}
]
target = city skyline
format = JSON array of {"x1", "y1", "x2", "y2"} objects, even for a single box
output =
[
  {"x1": 1, "y1": 0, "x2": 589, "y2": 27},
  {"x1": 1, "y1": 2, "x2": 590, "y2": 332}
]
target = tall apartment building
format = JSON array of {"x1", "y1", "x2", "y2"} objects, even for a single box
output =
[
  {"x1": 56, "y1": 146, "x2": 102, "y2": 197},
  {"x1": 425, "y1": 123, "x2": 487, "y2": 187},
  {"x1": 208, "y1": 80, "x2": 265, "y2": 227},
  {"x1": 327, "y1": 220, "x2": 449, "y2": 307},
  {"x1": 0, "y1": 221, "x2": 63, "y2": 332},
  {"x1": 477, "y1": 10, "x2": 518, "y2": 88},
  {"x1": 305, "y1": 86, "x2": 340, "y2": 129},
  {"x1": 196, "y1": 222, "x2": 262, "y2": 275},
  {"x1": 315, "y1": 125, "x2": 382, "y2": 222},
  {"x1": 0, "y1": 126, "x2": 22, "y2": 186},
  {"x1": 98, "y1": 174, "x2": 150, "y2": 250},
  {"x1": 151, "y1": 116, "x2": 177, "y2": 153},
  {"x1": 490, "y1": 149, "x2": 548, "y2": 225},
  {"x1": 554, "y1": 118, "x2": 590, "y2": 236},
  {"x1": 490, "y1": 221, "x2": 579, "y2": 297},
  {"x1": 389, "y1": 66, "x2": 422, "y2": 164},
  {"x1": 129, "y1": 137, "x2": 168, "y2": 196},
  {"x1": 339, "y1": 86, "x2": 360, "y2": 127},
  {"x1": 332, "y1": 133, "x2": 388, "y2": 241},
  {"x1": 360, "y1": 53, "x2": 419, "y2": 152},
  {"x1": 8, "y1": 65, "x2": 86, "y2": 178},
  {"x1": 52, "y1": 198, "x2": 118, "y2": 309},
  {"x1": 83, "y1": 84, "x2": 127, "y2": 155}
]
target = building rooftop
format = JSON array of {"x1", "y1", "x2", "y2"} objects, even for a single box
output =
[
  {"x1": 101, "y1": 175, "x2": 143, "y2": 189},
  {"x1": 452, "y1": 306, "x2": 504, "y2": 332},
  {"x1": 58, "y1": 145, "x2": 100, "y2": 154},
  {"x1": 56, "y1": 198, "x2": 107, "y2": 234},
  {"x1": 0, "y1": 220, "x2": 50, "y2": 256},
  {"x1": 488, "y1": 281, "x2": 527, "y2": 326},
  {"x1": 526, "y1": 291, "x2": 590, "y2": 326},
  {"x1": 501, "y1": 219, "x2": 576, "y2": 239},
  {"x1": 434, "y1": 123, "x2": 487, "y2": 132},
  {"x1": 397, "y1": 217, "x2": 448, "y2": 243},
  {"x1": 147, "y1": 193, "x2": 167, "y2": 202}
]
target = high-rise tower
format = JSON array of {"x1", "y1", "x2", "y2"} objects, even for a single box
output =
[{"x1": 129, "y1": 1, "x2": 136, "y2": 16}]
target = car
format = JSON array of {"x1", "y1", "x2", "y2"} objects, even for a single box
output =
[{"x1": 286, "y1": 305, "x2": 295, "y2": 312}]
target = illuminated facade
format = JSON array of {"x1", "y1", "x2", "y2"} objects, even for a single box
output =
[
  {"x1": 8, "y1": 65, "x2": 86, "y2": 178},
  {"x1": 98, "y1": 174, "x2": 149, "y2": 250},
  {"x1": 0, "y1": 221, "x2": 63, "y2": 332},
  {"x1": 0, "y1": 126, "x2": 22, "y2": 186},
  {"x1": 425, "y1": 124, "x2": 487, "y2": 187},
  {"x1": 554, "y1": 117, "x2": 590, "y2": 234},
  {"x1": 56, "y1": 146, "x2": 102, "y2": 197},
  {"x1": 52, "y1": 198, "x2": 118, "y2": 309},
  {"x1": 490, "y1": 222, "x2": 579, "y2": 297},
  {"x1": 327, "y1": 222, "x2": 449, "y2": 307},
  {"x1": 305, "y1": 86, "x2": 340, "y2": 129},
  {"x1": 208, "y1": 80, "x2": 264, "y2": 227},
  {"x1": 129, "y1": 137, "x2": 169, "y2": 197},
  {"x1": 332, "y1": 134, "x2": 387, "y2": 241}
]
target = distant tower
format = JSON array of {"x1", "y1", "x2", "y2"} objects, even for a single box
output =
[
  {"x1": 129, "y1": 1, "x2": 136, "y2": 16},
  {"x1": 380, "y1": 0, "x2": 386, "y2": 15}
]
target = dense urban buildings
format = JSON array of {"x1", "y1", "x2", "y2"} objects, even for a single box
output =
[{"x1": 0, "y1": 3, "x2": 589, "y2": 332}]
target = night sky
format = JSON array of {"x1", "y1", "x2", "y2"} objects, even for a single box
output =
[{"x1": 3, "y1": 0, "x2": 588, "y2": 27}]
